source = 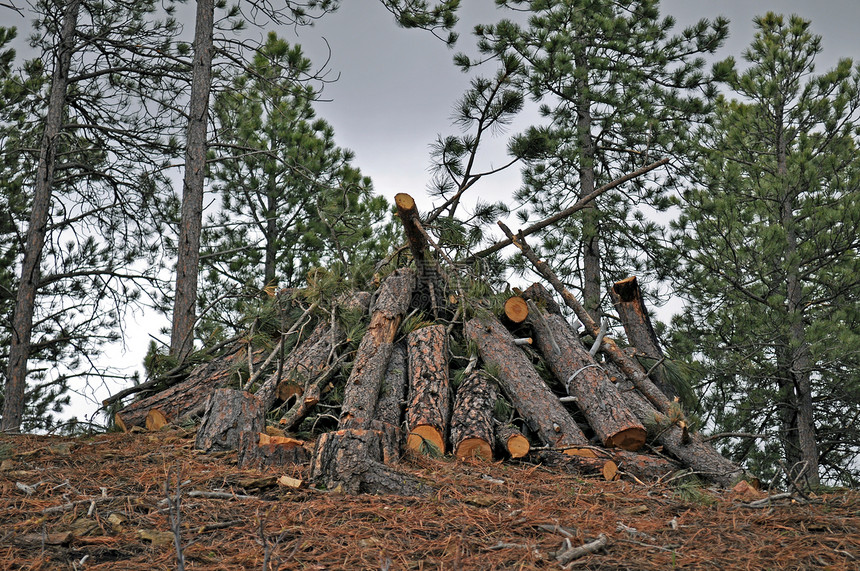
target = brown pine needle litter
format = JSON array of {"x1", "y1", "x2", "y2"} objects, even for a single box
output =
[{"x1": 1, "y1": 430, "x2": 858, "y2": 570}]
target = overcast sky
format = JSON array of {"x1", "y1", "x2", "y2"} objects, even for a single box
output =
[{"x1": 290, "y1": 0, "x2": 860, "y2": 214}]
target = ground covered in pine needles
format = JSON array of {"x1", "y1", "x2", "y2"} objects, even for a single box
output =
[{"x1": 1, "y1": 429, "x2": 858, "y2": 570}]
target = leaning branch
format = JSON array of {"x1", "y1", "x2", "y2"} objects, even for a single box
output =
[{"x1": 467, "y1": 157, "x2": 669, "y2": 261}]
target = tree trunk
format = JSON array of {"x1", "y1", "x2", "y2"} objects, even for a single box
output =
[
  {"x1": 339, "y1": 268, "x2": 415, "y2": 429},
  {"x1": 238, "y1": 432, "x2": 309, "y2": 468},
  {"x1": 465, "y1": 315, "x2": 594, "y2": 456},
  {"x1": 450, "y1": 371, "x2": 497, "y2": 461},
  {"x1": 528, "y1": 309, "x2": 647, "y2": 451},
  {"x1": 394, "y1": 192, "x2": 448, "y2": 317},
  {"x1": 170, "y1": 0, "x2": 214, "y2": 361},
  {"x1": 610, "y1": 276, "x2": 678, "y2": 400},
  {"x1": 405, "y1": 324, "x2": 451, "y2": 456},
  {"x1": 194, "y1": 389, "x2": 264, "y2": 453},
  {"x1": 311, "y1": 429, "x2": 429, "y2": 495},
  {"x1": 373, "y1": 342, "x2": 408, "y2": 427},
  {"x1": 2, "y1": 0, "x2": 80, "y2": 433},
  {"x1": 114, "y1": 346, "x2": 247, "y2": 431}
]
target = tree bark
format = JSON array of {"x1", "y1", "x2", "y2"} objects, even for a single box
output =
[
  {"x1": 394, "y1": 193, "x2": 448, "y2": 316},
  {"x1": 339, "y1": 268, "x2": 415, "y2": 429},
  {"x1": 528, "y1": 308, "x2": 646, "y2": 451},
  {"x1": 114, "y1": 346, "x2": 248, "y2": 431},
  {"x1": 2, "y1": 0, "x2": 80, "y2": 433},
  {"x1": 373, "y1": 342, "x2": 408, "y2": 428},
  {"x1": 311, "y1": 429, "x2": 429, "y2": 495},
  {"x1": 610, "y1": 276, "x2": 677, "y2": 400},
  {"x1": 495, "y1": 423, "x2": 530, "y2": 459},
  {"x1": 170, "y1": 0, "x2": 214, "y2": 361},
  {"x1": 535, "y1": 450, "x2": 619, "y2": 481},
  {"x1": 465, "y1": 315, "x2": 594, "y2": 456},
  {"x1": 238, "y1": 432, "x2": 309, "y2": 468},
  {"x1": 450, "y1": 371, "x2": 496, "y2": 461},
  {"x1": 405, "y1": 325, "x2": 451, "y2": 456},
  {"x1": 194, "y1": 389, "x2": 264, "y2": 453}
]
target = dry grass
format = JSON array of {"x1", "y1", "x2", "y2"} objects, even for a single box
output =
[{"x1": 1, "y1": 430, "x2": 858, "y2": 570}]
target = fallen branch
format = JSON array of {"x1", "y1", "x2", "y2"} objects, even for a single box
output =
[{"x1": 556, "y1": 533, "x2": 608, "y2": 566}]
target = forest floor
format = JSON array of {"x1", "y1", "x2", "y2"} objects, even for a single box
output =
[{"x1": 1, "y1": 429, "x2": 858, "y2": 570}]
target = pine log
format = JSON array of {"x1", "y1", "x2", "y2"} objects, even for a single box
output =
[
  {"x1": 311, "y1": 428, "x2": 429, "y2": 495},
  {"x1": 603, "y1": 360, "x2": 746, "y2": 487},
  {"x1": 465, "y1": 315, "x2": 594, "y2": 457},
  {"x1": 340, "y1": 268, "x2": 416, "y2": 429},
  {"x1": 608, "y1": 449, "x2": 681, "y2": 482},
  {"x1": 405, "y1": 324, "x2": 451, "y2": 456},
  {"x1": 374, "y1": 342, "x2": 408, "y2": 428},
  {"x1": 521, "y1": 282, "x2": 562, "y2": 316},
  {"x1": 610, "y1": 276, "x2": 678, "y2": 400},
  {"x1": 394, "y1": 193, "x2": 449, "y2": 317},
  {"x1": 502, "y1": 296, "x2": 529, "y2": 326},
  {"x1": 115, "y1": 346, "x2": 248, "y2": 431},
  {"x1": 527, "y1": 309, "x2": 646, "y2": 451},
  {"x1": 495, "y1": 423, "x2": 530, "y2": 459},
  {"x1": 450, "y1": 371, "x2": 497, "y2": 461},
  {"x1": 535, "y1": 450, "x2": 619, "y2": 481},
  {"x1": 194, "y1": 389, "x2": 264, "y2": 453},
  {"x1": 237, "y1": 432, "x2": 310, "y2": 468}
]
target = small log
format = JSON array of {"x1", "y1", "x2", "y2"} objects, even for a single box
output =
[
  {"x1": 238, "y1": 432, "x2": 310, "y2": 468},
  {"x1": 115, "y1": 346, "x2": 249, "y2": 431},
  {"x1": 405, "y1": 324, "x2": 451, "y2": 456},
  {"x1": 145, "y1": 409, "x2": 168, "y2": 431},
  {"x1": 340, "y1": 268, "x2": 415, "y2": 429},
  {"x1": 502, "y1": 296, "x2": 529, "y2": 326},
  {"x1": 194, "y1": 389, "x2": 264, "y2": 453},
  {"x1": 450, "y1": 371, "x2": 497, "y2": 461},
  {"x1": 311, "y1": 429, "x2": 429, "y2": 495},
  {"x1": 610, "y1": 276, "x2": 678, "y2": 400},
  {"x1": 527, "y1": 308, "x2": 646, "y2": 451},
  {"x1": 535, "y1": 450, "x2": 619, "y2": 481},
  {"x1": 495, "y1": 423, "x2": 530, "y2": 459},
  {"x1": 465, "y1": 315, "x2": 594, "y2": 457},
  {"x1": 609, "y1": 449, "x2": 681, "y2": 482},
  {"x1": 374, "y1": 342, "x2": 408, "y2": 428}
]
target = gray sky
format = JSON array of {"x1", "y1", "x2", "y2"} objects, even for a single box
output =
[{"x1": 291, "y1": 0, "x2": 860, "y2": 213}]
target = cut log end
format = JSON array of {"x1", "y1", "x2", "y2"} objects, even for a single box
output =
[
  {"x1": 605, "y1": 427, "x2": 647, "y2": 452},
  {"x1": 503, "y1": 296, "x2": 529, "y2": 324},
  {"x1": 563, "y1": 447, "x2": 599, "y2": 459},
  {"x1": 602, "y1": 461, "x2": 620, "y2": 481},
  {"x1": 145, "y1": 409, "x2": 168, "y2": 431},
  {"x1": 454, "y1": 437, "x2": 493, "y2": 462},
  {"x1": 505, "y1": 433, "x2": 531, "y2": 459},
  {"x1": 394, "y1": 192, "x2": 416, "y2": 211},
  {"x1": 406, "y1": 425, "x2": 445, "y2": 456}
]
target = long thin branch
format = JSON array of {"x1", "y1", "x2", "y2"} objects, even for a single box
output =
[{"x1": 467, "y1": 157, "x2": 669, "y2": 261}]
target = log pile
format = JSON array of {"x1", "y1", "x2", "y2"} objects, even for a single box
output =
[{"x1": 108, "y1": 193, "x2": 748, "y2": 494}]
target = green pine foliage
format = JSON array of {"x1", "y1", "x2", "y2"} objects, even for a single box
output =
[{"x1": 670, "y1": 14, "x2": 860, "y2": 487}]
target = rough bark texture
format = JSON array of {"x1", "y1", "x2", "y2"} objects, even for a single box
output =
[
  {"x1": 528, "y1": 309, "x2": 646, "y2": 451},
  {"x1": 340, "y1": 269, "x2": 415, "y2": 429},
  {"x1": 115, "y1": 347, "x2": 248, "y2": 431},
  {"x1": 194, "y1": 389, "x2": 264, "y2": 453},
  {"x1": 522, "y1": 282, "x2": 563, "y2": 316},
  {"x1": 2, "y1": 0, "x2": 81, "y2": 433},
  {"x1": 311, "y1": 429, "x2": 429, "y2": 495},
  {"x1": 405, "y1": 325, "x2": 451, "y2": 456},
  {"x1": 237, "y1": 432, "x2": 310, "y2": 468},
  {"x1": 608, "y1": 449, "x2": 681, "y2": 482},
  {"x1": 465, "y1": 315, "x2": 593, "y2": 456},
  {"x1": 604, "y1": 362, "x2": 746, "y2": 487},
  {"x1": 450, "y1": 371, "x2": 497, "y2": 461},
  {"x1": 610, "y1": 276, "x2": 678, "y2": 400},
  {"x1": 373, "y1": 342, "x2": 408, "y2": 428},
  {"x1": 170, "y1": 0, "x2": 214, "y2": 361},
  {"x1": 394, "y1": 193, "x2": 448, "y2": 317},
  {"x1": 535, "y1": 450, "x2": 619, "y2": 481},
  {"x1": 495, "y1": 423, "x2": 530, "y2": 459}
]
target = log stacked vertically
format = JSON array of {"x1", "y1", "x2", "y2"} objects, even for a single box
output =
[
  {"x1": 526, "y1": 306, "x2": 647, "y2": 451},
  {"x1": 405, "y1": 324, "x2": 451, "y2": 455},
  {"x1": 449, "y1": 371, "x2": 497, "y2": 461},
  {"x1": 339, "y1": 268, "x2": 415, "y2": 430},
  {"x1": 465, "y1": 315, "x2": 595, "y2": 457}
]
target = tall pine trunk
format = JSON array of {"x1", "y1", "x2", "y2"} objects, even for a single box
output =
[
  {"x1": 170, "y1": 0, "x2": 215, "y2": 360},
  {"x1": 575, "y1": 53, "x2": 600, "y2": 324},
  {"x1": 776, "y1": 108, "x2": 819, "y2": 486},
  {"x1": 2, "y1": 0, "x2": 80, "y2": 433}
]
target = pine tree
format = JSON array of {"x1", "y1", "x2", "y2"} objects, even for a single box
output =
[
  {"x1": 671, "y1": 13, "x2": 860, "y2": 487},
  {"x1": 197, "y1": 33, "x2": 392, "y2": 340},
  {"x1": 469, "y1": 0, "x2": 727, "y2": 322}
]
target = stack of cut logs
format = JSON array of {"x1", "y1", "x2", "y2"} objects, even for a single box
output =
[{"x1": 107, "y1": 193, "x2": 746, "y2": 495}]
